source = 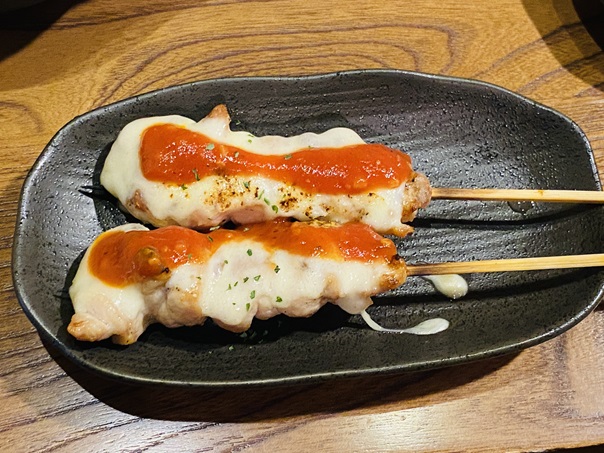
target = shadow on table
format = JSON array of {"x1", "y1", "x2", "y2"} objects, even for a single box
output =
[
  {"x1": 522, "y1": 0, "x2": 604, "y2": 91},
  {"x1": 572, "y1": 0, "x2": 604, "y2": 49},
  {"x1": 45, "y1": 339, "x2": 517, "y2": 422},
  {"x1": 0, "y1": 0, "x2": 83, "y2": 61}
]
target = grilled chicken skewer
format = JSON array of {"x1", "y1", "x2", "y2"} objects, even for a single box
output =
[
  {"x1": 68, "y1": 217, "x2": 604, "y2": 344},
  {"x1": 99, "y1": 104, "x2": 604, "y2": 239},
  {"x1": 100, "y1": 105, "x2": 431, "y2": 237},
  {"x1": 68, "y1": 219, "x2": 407, "y2": 344}
]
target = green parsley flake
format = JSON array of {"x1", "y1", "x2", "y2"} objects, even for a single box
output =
[
  {"x1": 246, "y1": 302, "x2": 251, "y2": 311},
  {"x1": 253, "y1": 275, "x2": 261, "y2": 281},
  {"x1": 284, "y1": 154, "x2": 292, "y2": 160},
  {"x1": 234, "y1": 281, "x2": 238, "y2": 287},
  {"x1": 243, "y1": 181, "x2": 250, "y2": 189},
  {"x1": 192, "y1": 168, "x2": 200, "y2": 181},
  {"x1": 276, "y1": 296, "x2": 283, "y2": 303},
  {"x1": 247, "y1": 249, "x2": 253, "y2": 256},
  {"x1": 257, "y1": 190, "x2": 264, "y2": 199},
  {"x1": 208, "y1": 236, "x2": 214, "y2": 242},
  {"x1": 243, "y1": 277, "x2": 249, "y2": 283},
  {"x1": 272, "y1": 205, "x2": 278, "y2": 213},
  {"x1": 223, "y1": 259, "x2": 229, "y2": 264},
  {"x1": 227, "y1": 284, "x2": 232, "y2": 291},
  {"x1": 264, "y1": 198, "x2": 270, "y2": 206},
  {"x1": 274, "y1": 265, "x2": 280, "y2": 273},
  {"x1": 205, "y1": 143, "x2": 215, "y2": 150},
  {"x1": 180, "y1": 184, "x2": 188, "y2": 190},
  {"x1": 250, "y1": 290, "x2": 256, "y2": 300}
]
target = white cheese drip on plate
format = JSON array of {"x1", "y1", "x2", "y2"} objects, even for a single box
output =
[
  {"x1": 423, "y1": 274, "x2": 468, "y2": 299},
  {"x1": 358, "y1": 273, "x2": 468, "y2": 335},
  {"x1": 361, "y1": 310, "x2": 450, "y2": 335}
]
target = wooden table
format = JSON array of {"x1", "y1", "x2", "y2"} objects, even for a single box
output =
[{"x1": 1, "y1": 0, "x2": 603, "y2": 451}]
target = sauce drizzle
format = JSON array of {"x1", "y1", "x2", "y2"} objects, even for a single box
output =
[
  {"x1": 139, "y1": 124, "x2": 414, "y2": 194},
  {"x1": 89, "y1": 220, "x2": 400, "y2": 287}
]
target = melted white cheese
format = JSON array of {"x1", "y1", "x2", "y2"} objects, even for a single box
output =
[
  {"x1": 361, "y1": 310, "x2": 450, "y2": 335},
  {"x1": 423, "y1": 274, "x2": 468, "y2": 299},
  {"x1": 358, "y1": 273, "x2": 466, "y2": 336}
]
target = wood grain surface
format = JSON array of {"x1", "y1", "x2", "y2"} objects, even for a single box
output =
[{"x1": 1, "y1": 0, "x2": 603, "y2": 451}]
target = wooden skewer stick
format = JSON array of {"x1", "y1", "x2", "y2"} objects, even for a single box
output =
[
  {"x1": 407, "y1": 253, "x2": 604, "y2": 276},
  {"x1": 431, "y1": 188, "x2": 604, "y2": 204}
]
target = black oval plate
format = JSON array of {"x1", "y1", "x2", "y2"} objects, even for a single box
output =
[{"x1": 12, "y1": 70, "x2": 604, "y2": 387}]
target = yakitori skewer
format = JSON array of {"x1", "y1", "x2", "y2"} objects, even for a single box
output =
[
  {"x1": 98, "y1": 104, "x2": 431, "y2": 236},
  {"x1": 407, "y1": 253, "x2": 604, "y2": 276},
  {"x1": 68, "y1": 215, "x2": 604, "y2": 344},
  {"x1": 431, "y1": 188, "x2": 604, "y2": 204},
  {"x1": 94, "y1": 104, "x2": 604, "y2": 235},
  {"x1": 68, "y1": 220, "x2": 409, "y2": 344}
]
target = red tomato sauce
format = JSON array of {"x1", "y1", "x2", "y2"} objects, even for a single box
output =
[
  {"x1": 89, "y1": 220, "x2": 399, "y2": 287},
  {"x1": 139, "y1": 124, "x2": 413, "y2": 194}
]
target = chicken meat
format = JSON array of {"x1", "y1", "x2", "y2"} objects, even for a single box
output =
[
  {"x1": 68, "y1": 219, "x2": 408, "y2": 344},
  {"x1": 100, "y1": 105, "x2": 431, "y2": 236}
]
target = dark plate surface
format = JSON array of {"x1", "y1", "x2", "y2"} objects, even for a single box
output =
[{"x1": 12, "y1": 70, "x2": 604, "y2": 387}]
